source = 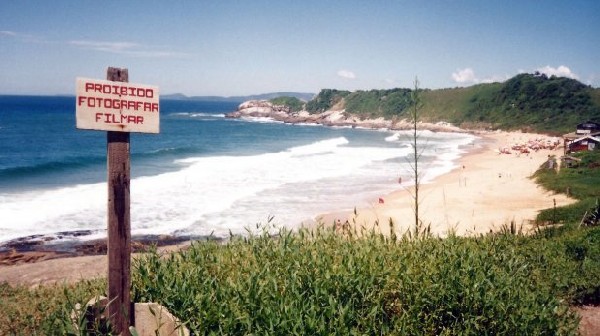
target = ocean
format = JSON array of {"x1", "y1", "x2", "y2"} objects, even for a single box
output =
[{"x1": 0, "y1": 95, "x2": 475, "y2": 245}]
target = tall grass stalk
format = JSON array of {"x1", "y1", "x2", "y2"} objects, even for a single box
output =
[{"x1": 410, "y1": 77, "x2": 423, "y2": 232}]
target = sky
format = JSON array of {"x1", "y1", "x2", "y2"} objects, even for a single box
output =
[{"x1": 1, "y1": 1, "x2": 599, "y2": 96}]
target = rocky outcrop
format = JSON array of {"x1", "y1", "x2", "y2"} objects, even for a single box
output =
[
  {"x1": 232, "y1": 100, "x2": 291, "y2": 117},
  {"x1": 226, "y1": 100, "x2": 464, "y2": 133}
]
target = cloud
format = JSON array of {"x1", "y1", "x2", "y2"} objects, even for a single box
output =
[
  {"x1": 451, "y1": 68, "x2": 478, "y2": 84},
  {"x1": 480, "y1": 74, "x2": 510, "y2": 84},
  {"x1": 68, "y1": 39, "x2": 190, "y2": 58},
  {"x1": 451, "y1": 66, "x2": 582, "y2": 87},
  {"x1": 451, "y1": 69, "x2": 511, "y2": 85},
  {"x1": 337, "y1": 69, "x2": 356, "y2": 79},
  {"x1": 455, "y1": 66, "x2": 580, "y2": 86},
  {"x1": 585, "y1": 74, "x2": 598, "y2": 86},
  {"x1": 0, "y1": 30, "x2": 40, "y2": 43},
  {"x1": 2, "y1": 31, "x2": 187, "y2": 57},
  {"x1": 69, "y1": 40, "x2": 139, "y2": 52},
  {"x1": 0, "y1": 30, "x2": 18, "y2": 37},
  {"x1": 536, "y1": 65, "x2": 579, "y2": 79}
]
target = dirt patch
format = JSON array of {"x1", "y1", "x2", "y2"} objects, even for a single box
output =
[{"x1": 575, "y1": 305, "x2": 600, "y2": 336}]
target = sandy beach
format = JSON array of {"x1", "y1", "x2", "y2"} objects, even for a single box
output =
[
  {"x1": 0, "y1": 130, "x2": 575, "y2": 287},
  {"x1": 319, "y1": 130, "x2": 576, "y2": 237}
]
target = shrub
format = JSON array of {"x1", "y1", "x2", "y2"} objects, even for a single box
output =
[
  {"x1": 5, "y1": 226, "x2": 600, "y2": 334},
  {"x1": 130, "y1": 227, "x2": 588, "y2": 335}
]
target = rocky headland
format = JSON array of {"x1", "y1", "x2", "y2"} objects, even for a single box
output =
[{"x1": 226, "y1": 100, "x2": 464, "y2": 133}]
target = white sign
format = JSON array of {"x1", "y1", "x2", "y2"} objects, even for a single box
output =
[{"x1": 76, "y1": 78, "x2": 160, "y2": 133}]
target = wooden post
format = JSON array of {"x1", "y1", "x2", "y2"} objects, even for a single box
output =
[{"x1": 106, "y1": 67, "x2": 133, "y2": 335}]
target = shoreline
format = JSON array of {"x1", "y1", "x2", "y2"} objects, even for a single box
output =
[{"x1": 316, "y1": 130, "x2": 574, "y2": 236}]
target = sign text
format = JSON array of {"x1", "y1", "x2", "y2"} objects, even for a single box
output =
[{"x1": 76, "y1": 78, "x2": 160, "y2": 133}]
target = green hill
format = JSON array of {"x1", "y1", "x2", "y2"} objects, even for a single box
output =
[
  {"x1": 279, "y1": 73, "x2": 600, "y2": 134},
  {"x1": 460, "y1": 73, "x2": 600, "y2": 134}
]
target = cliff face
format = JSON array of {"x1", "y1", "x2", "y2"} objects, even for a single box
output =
[{"x1": 226, "y1": 100, "x2": 463, "y2": 132}]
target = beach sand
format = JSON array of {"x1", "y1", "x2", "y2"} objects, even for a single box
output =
[
  {"x1": 0, "y1": 131, "x2": 575, "y2": 287},
  {"x1": 318, "y1": 130, "x2": 576, "y2": 237}
]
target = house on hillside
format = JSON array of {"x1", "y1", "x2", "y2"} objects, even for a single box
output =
[
  {"x1": 576, "y1": 121, "x2": 600, "y2": 135},
  {"x1": 563, "y1": 121, "x2": 600, "y2": 154},
  {"x1": 567, "y1": 135, "x2": 600, "y2": 153}
]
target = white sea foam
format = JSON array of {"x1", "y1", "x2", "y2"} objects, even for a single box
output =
[
  {"x1": 191, "y1": 113, "x2": 225, "y2": 118},
  {"x1": 385, "y1": 133, "x2": 400, "y2": 142},
  {"x1": 294, "y1": 122, "x2": 321, "y2": 127},
  {"x1": 240, "y1": 116, "x2": 284, "y2": 124},
  {"x1": 287, "y1": 137, "x2": 349, "y2": 156},
  {"x1": 0, "y1": 132, "x2": 476, "y2": 243},
  {"x1": 170, "y1": 112, "x2": 226, "y2": 119}
]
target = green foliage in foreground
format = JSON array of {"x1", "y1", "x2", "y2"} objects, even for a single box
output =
[
  {"x1": 129, "y1": 226, "x2": 600, "y2": 335},
  {"x1": 0, "y1": 279, "x2": 106, "y2": 335},
  {"x1": 2, "y1": 225, "x2": 600, "y2": 334},
  {"x1": 534, "y1": 150, "x2": 600, "y2": 224}
]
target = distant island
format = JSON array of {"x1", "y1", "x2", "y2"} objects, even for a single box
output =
[{"x1": 227, "y1": 73, "x2": 600, "y2": 135}]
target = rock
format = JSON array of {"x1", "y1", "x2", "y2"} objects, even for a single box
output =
[
  {"x1": 226, "y1": 100, "x2": 466, "y2": 133},
  {"x1": 0, "y1": 249, "x2": 67, "y2": 266},
  {"x1": 133, "y1": 302, "x2": 190, "y2": 336},
  {"x1": 73, "y1": 297, "x2": 190, "y2": 336},
  {"x1": 235, "y1": 100, "x2": 290, "y2": 117}
]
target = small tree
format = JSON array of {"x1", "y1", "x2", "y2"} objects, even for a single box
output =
[{"x1": 408, "y1": 77, "x2": 425, "y2": 235}]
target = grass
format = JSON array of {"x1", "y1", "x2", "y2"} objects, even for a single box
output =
[
  {"x1": 128, "y1": 226, "x2": 600, "y2": 335},
  {"x1": 0, "y1": 279, "x2": 106, "y2": 335},
  {"x1": 4, "y1": 224, "x2": 599, "y2": 335}
]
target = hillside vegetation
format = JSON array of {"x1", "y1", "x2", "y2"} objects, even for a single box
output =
[
  {"x1": 270, "y1": 96, "x2": 305, "y2": 112},
  {"x1": 283, "y1": 73, "x2": 600, "y2": 134},
  {"x1": 461, "y1": 73, "x2": 600, "y2": 133}
]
